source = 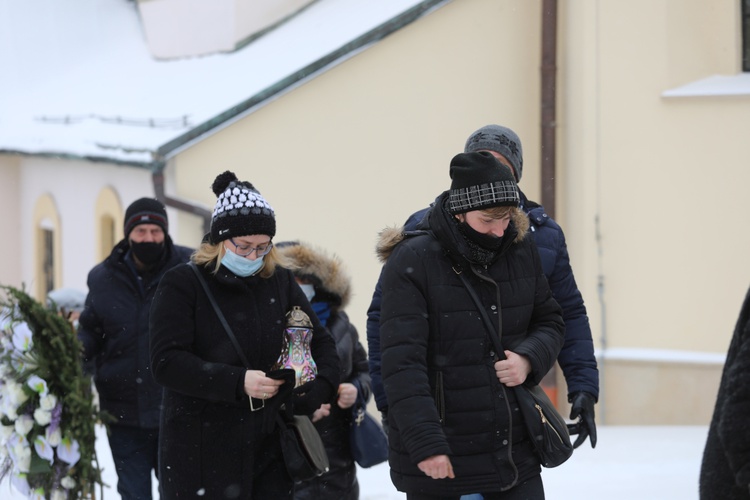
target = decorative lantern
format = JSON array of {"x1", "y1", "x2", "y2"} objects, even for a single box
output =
[{"x1": 273, "y1": 306, "x2": 317, "y2": 387}]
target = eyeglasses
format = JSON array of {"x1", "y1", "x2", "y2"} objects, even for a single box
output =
[{"x1": 228, "y1": 239, "x2": 273, "y2": 257}]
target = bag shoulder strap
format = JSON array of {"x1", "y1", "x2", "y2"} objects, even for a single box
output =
[
  {"x1": 456, "y1": 270, "x2": 506, "y2": 359},
  {"x1": 189, "y1": 262, "x2": 251, "y2": 369}
]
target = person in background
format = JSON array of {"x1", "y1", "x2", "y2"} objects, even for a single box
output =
[
  {"x1": 378, "y1": 151, "x2": 564, "y2": 499},
  {"x1": 367, "y1": 125, "x2": 599, "y2": 452},
  {"x1": 78, "y1": 197, "x2": 193, "y2": 500},
  {"x1": 699, "y1": 284, "x2": 750, "y2": 500},
  {"x1": 277, "y1": 241, "x2": 371, "y2": 500},
  {"x1": 149, "y1": 172, "x2": 340, "y2": 499},
  {"x1": 47, "y1": 287, "x2": 87, "y2": 327}
]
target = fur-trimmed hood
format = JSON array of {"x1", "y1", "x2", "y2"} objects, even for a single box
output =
[
  {"x1": 376, "y1": 192, "x2": 529, "y2": 264},
  {"x1": 277, "y1": 242, "x2": 351, "y2": 309}
]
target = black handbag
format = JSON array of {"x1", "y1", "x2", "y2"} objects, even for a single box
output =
[
  {"x1": 456, "y1": 270, "x2": 573, "y2": 468},
  {"x1": 515, "y1": 383, "x2": 573, "y2": 468},
  {"x1": 189, "y1": 262, "x2": 330, "y2": 481},
  {"x1": 277, "y1": 413, "x2": 330, "y2": 481},
  {"x1": 349, "y1": 380, "x2": 389, "y2": 468}
]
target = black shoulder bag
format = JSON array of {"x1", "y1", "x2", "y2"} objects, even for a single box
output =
[
  {"x1": 189, "y1": 262, "x2": 329, "y2": 481},
  {"x1": 455, "y1": 269, "x2": 573, "y2": 468}
]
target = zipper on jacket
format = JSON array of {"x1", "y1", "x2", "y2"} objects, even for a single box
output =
[{"x1": 434, "y1": 371, "x2": 445, "y2": 424}]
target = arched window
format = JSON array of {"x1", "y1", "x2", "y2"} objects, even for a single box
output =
[
  {"x1": 33, "y1": 195, "x2": 62, "y2": 302},
  {"x1": 94, "y1": 187, "x2": 123, "y2": 262}
]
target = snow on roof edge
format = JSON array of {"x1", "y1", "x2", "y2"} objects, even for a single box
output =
[
  {"x1": 157, "y1": 0, "x2": 450, "y2": 161},
  {"x1": 0, "y1": 148, "x2": 156, "y2": 170}
]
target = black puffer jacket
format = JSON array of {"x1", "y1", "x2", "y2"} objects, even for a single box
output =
[
  {"x1": 78, "y1": 237, "x2": 192, "y2": 428},
  {"x1": 379, "y1": 192, "x2": 564, "y2": 496},
  {"x1": 700, "y1": 285, "x2": 750, "y2": 499},
  {"x1": 277, "y1": 242, "x2": 371, "y2": 500},
  {"x1": 149, "y1": 261, "x2": 340, "y2": 498}
]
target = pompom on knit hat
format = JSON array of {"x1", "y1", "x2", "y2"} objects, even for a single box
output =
[
  {"x1": 209, "y1": 170, "x2": 276, "y2": 243},
  {"x1": 123, "y1": 198, "x2": 168, "y2": 238},
  {"x1": 464, "y1": 124, "x2": 524, "y2": 181},
  {"x1": 448, "y1": 151, "x2": 520, "y2": 215}
]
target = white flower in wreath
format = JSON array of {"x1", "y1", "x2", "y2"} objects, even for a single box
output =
[
  {"x1": 33, "y1": 407, "x2": 52, "y2": 426},
  {"x1": 60, "y1": 476, "x2": 76, "y2": 489},
  {"x1": 45, "y1": 425, "x2": 61, "y2": 447},
  {"x1": 11, "y1": 472, "x2": 30, "y2": 496},
  {"x1": 57, "y1": 437, "x2": 80, "y2": 466},
  {"x1": 0, "y1": 398, "x2": 19, "y2": 420},
  {"x1": 27, "y1": 375, "x2": 49, "y2": 397},
  {"x1": 30, "y1": 488, "x2": 46, "y2": 500},
  {"x1": 14, "y1": 414, "x2": 34, "y2": 436},
  {"x1": 0, "y1": 338, "x2": 11, "y2": 356},
  {"x1": 39, "y1": 392, "x2": 57, "y2": 411},
  {"x1": 5, "y1": 379, "x2": 29, "y2": 409},
  {"x1": 0, "y1": 422, "x2": 14, "y2": 443},
  {"x1": 0, "y1": 425, "x2": 12, "y2": 458},
  {"x1": 9, "y1": 438, "x2": 32, "y2": 473},
  {"x1": 50, "y1": 489, "x2": 67, "y2": 500},
  {"x1": 0, "y1": 401, "x2": 17, "y2": 421},
  {"x1": 11, "y1": 321, "x2": 33, "y2": 352},
  {"x1": 33, "y1": 435, "x2": 54, "y2": 464},
  {"x1": 0, "y1": 308, "x2": 12, "y2": 328}
]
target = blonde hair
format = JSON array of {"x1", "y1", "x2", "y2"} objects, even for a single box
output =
[
  {"x1": 191, "y1": 240, "x2": 290, "y2": 278},
  {"x1": 481, "y1": 206, "x2": 518, "y2": 219}
]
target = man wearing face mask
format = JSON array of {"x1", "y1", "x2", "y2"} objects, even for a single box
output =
[{"x1": 78, "y1": 197, "x2": 192, "y2": 500}]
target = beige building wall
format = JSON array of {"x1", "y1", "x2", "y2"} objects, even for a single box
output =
[{"x1": 560, "y1": 0, "x2": 749, "y2": 423}]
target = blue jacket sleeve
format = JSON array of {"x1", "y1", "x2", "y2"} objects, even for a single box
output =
[{"x1": 528, "y1": 208, "x2": 599, "y2": 400}]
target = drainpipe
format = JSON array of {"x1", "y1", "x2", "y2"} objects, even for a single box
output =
[
  {"x1": 540, "y1": 0, "x2": 560, "y2": 404},
  {"x1": 152, "y1": 169, "x2": 212, "y2": 234},
  {"x1": 541, "y1": 0, "x2": 557, "y2": 220}
]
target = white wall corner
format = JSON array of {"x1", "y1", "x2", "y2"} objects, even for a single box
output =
[{"x1": 136, "y1": 0, "x2": 316, "y2": 60}]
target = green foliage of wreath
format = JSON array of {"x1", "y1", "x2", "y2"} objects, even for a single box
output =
[{"x1": 0, "y1": 286, "x2": 108, "y2": 499}]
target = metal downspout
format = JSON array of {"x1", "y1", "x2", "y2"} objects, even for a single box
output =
[
  {"x1": 152, "y1": 168, "x2": 212, "y2": 235},
  {"x1": 541, "y1": 0, "x2": 557, "y2": 219},
  {"x1": 539, "y1": 0, "x2": 560, "y2": 404}
]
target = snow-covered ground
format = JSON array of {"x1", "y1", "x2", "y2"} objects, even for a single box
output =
[
  {"x1": 2, "y1": 425, "x2": 709, "y2": 499},
  {"x1": 357, "y1": 426, "x2": 709, "y2": 500}
]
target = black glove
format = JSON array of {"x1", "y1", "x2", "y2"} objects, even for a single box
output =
[
  {"x1": 261, "y1": 369, "x2": 296, "y2": 434},
  {"x1": 292, "y1": 378, "x2": 334, "y2": 415},
  {"x1": 568, "y1": 391, "x2": 597, "y2": 449}
]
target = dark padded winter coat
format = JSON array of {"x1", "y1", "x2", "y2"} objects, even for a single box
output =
[
  {"x1": 367, "y1": 190, "x2": 597, "y2": 413},
  {"x1": 149, "y1": 261, "x2": 340, "y2": 499},
  {"x1": 78, "y1": 237, "x2": 192, "y2": 428},
  {"x1": 277, "y1": 242, "x2": 371, "y2": 500},
  {"x1": 700, "y1": 285, "x2": 750, "y2": 499},
  {"x1": 378, "y1": 193, "x2": 564, "y2": 496},
  {"x1": 294, "y1": 310, "x2": 369, "y2": 500}
]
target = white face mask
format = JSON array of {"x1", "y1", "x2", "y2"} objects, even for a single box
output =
[
  {"x1": 299, "y1": 283, "x2": 316, "y2": 303},
  {"x1": 221, "y1": 246, "x2": 265, "y2": 277}
]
